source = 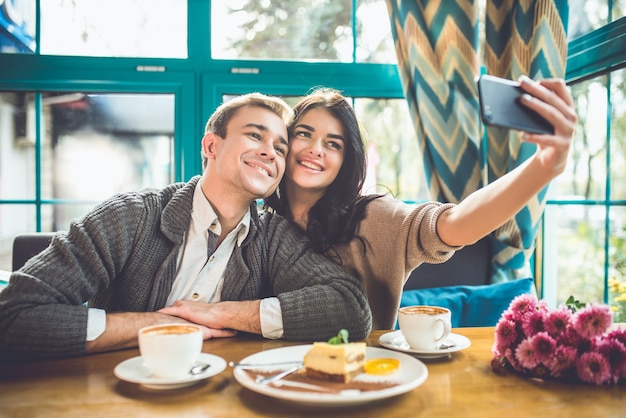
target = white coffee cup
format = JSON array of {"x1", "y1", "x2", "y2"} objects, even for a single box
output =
[
  {"x1": 138, "y1": 323, "x2": 203, "y2": 379},
  {"x1": 398, "y1": 305, "x2": 452, "y2": 350}
]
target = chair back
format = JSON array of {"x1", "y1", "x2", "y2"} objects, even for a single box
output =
[
  {"x1": 12, "y1": 233, "x2": 56, "y2": 271},
  {"x1": 404, "y1": 237, "x2": 492, "y2": 290}
]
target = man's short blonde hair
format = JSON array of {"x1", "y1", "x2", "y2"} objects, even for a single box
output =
[{"x1": 202, "y1": 93, "x2": 293, "y2": 169}]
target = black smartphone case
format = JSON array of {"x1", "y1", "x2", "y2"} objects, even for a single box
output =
[{"x1": 477, "y1": 74, "x2": 554, "y2": 135}]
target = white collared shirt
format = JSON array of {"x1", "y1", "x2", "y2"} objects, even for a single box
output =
[
  {"x1": 87, "y1": 182, "x2": 284, "y2": 340},
  {"x1": 167, "y1": 182, "x2": 250, "y2": 305}
]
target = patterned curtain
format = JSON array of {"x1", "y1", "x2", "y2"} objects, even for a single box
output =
[{"x1": 386, "y1": 0, "x2": 569, "y2": 283}]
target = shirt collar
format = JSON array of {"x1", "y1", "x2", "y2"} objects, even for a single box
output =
[{"x1": 192, "y1": 182, "x2": 250, "y2": 247}]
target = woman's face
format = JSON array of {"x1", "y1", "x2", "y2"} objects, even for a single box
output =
[{"x1": 286, "y1": 107, "x2": 346, "y2": 194}]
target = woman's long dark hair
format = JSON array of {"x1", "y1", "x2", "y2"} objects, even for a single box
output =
[{"x1": 265, "y1": 87, "x2": 382, "y2": 255}]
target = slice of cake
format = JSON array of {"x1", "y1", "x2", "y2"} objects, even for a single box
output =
[{"x1": 303, "y1": 341, "x2": 367, "y2": 383}]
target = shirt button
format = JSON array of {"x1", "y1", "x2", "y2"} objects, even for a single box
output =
[
  {"x1": 209, "y1": 255, "x2": 215, "y2": 262},
  {"x1": 192, "y1": 293, "x2": 200, "y2": 299}
]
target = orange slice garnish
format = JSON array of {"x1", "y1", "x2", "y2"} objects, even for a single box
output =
[{"x1": 364, "y1": 358, "x2": 400, "y2": 375}]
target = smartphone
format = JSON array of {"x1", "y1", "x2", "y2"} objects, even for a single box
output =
[{"x1": 477, "y1": 74, "x2": 554, "y2": 135}]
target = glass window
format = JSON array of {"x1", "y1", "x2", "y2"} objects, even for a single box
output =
[
  {"x1": 356, "y1": 0, "x2": 396, "y2": 64},
  {"x1": 211, "y1": 0, "x2": 396, "y2": 64},
  {"x1": 40, "y1": 0, "x2": 187, "y2": 58},
  {"x1": 542, "y1": 74, "x2": 613, "y2": 308},
  {"x1": 0, "y1": 91, "x2": 175, "y2": 269},
  {"x1": 614, "y1": 0, "x2": 626, "y2": 20},
  {"x1": 0, "y1": 0, "x2": 36, "y2": 53},
  {"x1": 212, "y1": 0, "x2": 353, "y2": 62},
  {"x1": 0, "y1": 205, "x2": 36, "y2": 271},
  {"x1": 542, "y1": 68, "x2": 626, "y2": 309},
  {"x1": 543, "y1": 203, "x2": 607, "y2": 305},
  {"x1": 568, "y1": 0, "x2": 609, "y2": 40},
  {"x1": 551, "y1": 76, "x2": 608, "y2": 201},
  {"x1": 354, "y1": 98, "x2": 427, "y2": 201},
  {"x1": 610, "y1": 68, "x2": 626, "y2": 201},
  {"x1": 609, "y1": 206, "x2": 626, "y2": 323},
  {"x1": 48, "y1": 93, "x2": 175, "y2": 200},
  {"x1": 0, "y1": 92, "x2": 37, "y2": 199}
]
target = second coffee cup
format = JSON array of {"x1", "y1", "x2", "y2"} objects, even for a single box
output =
[{"x1": 398, "y1": 305, "x2": 452, "y2": 351}]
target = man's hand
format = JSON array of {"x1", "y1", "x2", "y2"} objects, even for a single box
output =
[
  {"x1": 159, "y1": 300, "x2": 262, "y2": 335},
  {"x1": 85, "y1": 311, "x2": 236, "y2": 354}
]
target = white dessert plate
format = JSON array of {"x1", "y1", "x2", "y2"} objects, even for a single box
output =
[
  {"x1": 233, "y1": 345, "x2": 428, "y2": 407},
  {"x1": 114, "y1": 352, "x2": 226, "y2": 390},
  {"x1": 378, "y1": 330, "x2": 471, "y2": 359}
]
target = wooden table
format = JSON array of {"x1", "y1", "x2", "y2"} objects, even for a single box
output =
[{"x1": 1, "y1": 328, "x2": 624, "y2": 418}]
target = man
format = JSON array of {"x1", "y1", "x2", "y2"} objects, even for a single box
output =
[{"x1": 0, "y1": 93, "x2": 372, "y2": 361}]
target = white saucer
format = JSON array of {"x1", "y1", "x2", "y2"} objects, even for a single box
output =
[
  {"x1": 114, "y1": 352, "x2": 226, "y2": 390},
  {"x1": 378, "y1": 330, "x2": 471, "y2": 359}
]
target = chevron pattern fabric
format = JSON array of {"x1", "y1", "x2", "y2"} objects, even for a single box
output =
[{"x1": 386, "y1": 0, "x2": 569, "y2": 283}]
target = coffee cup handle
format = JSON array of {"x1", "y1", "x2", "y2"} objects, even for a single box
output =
[{"x1": 434, "y1": 319, "x2": 451, "y2": 343}]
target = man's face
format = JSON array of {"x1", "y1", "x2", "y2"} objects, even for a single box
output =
[{"x1": 204, "y1": 105, "x2": 289, "y2": 200}]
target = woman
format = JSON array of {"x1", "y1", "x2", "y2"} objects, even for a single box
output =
[{"x1": 265, "y1": 78, "x2": 577, "y2": 329}]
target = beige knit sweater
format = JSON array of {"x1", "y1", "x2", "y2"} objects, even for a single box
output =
[{"x1": 329, "y1": 195, "x2": 460, "y2": 329}]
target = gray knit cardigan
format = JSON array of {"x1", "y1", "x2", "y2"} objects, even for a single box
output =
[{"x1": 0, "y1": 176, "x2": 371, "y2": 361}]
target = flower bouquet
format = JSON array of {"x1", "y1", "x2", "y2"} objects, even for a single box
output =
[{"x1": 491, "y1": 294, "x2": 626, "y2": 385}]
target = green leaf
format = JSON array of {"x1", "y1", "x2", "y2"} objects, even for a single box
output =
[
  {"x1": 565, "y1": 295, "x2": 586, "y2": 313},
  {"x1": 327, "y1": 329, "x2": 349, "y2": 345}
]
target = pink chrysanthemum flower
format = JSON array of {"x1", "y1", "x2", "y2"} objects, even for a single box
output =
[
  {"x1": 549, "y1": 345, "x2": 578, "y2": 377},
  {"x1": 573, "y1": 303, "x2": 613, "y2": 339},
  {"x1": 531, "y1": 332, "x2": 557, "y2": 364},
  {"x1": 597, "y1": 338, "x2": 626, "y2": 382},
  {"x1": 508, "y1": 294, "x2": 538, "y2": 316},
  {"x1": 501, "y1": 309, "x2": 521, "y2": 322},
  {"x1": 494, "y1": 318, "x2": 517, "y2": 354},
  {"x1": 576, "y1": 352, "x2": 612, "y2": 385},
  {"x1": 544, "y1": 306, "x2": 572, "y2": 337},
  {"x1": 558, "y1": 327, "x2": 594, "y2": 356},
  {"x1": 504, "y1": 347, "x2": 523, "y2": 372},
  {"x1": 515, "y1": 338, "x2": 541, "y2": 369},
  {"x1": 605, "y1": 327, "x2": 626, "y2": 347},
  {"x1": 521, "y1": 309, "x2": 545, "y2": 336},
  {"x1": 537, "y1": 299, "x2": 550, "y2": 313},
  {"x1": 491, "y1": 341, "x2": 502, "y2": 358}
]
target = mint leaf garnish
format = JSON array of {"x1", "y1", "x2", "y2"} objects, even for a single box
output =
[{"x1": 327, "y1": 329, "x2": 349, "y2": 345}]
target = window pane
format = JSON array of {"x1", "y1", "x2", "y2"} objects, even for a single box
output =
[
  {"x1": 609, "y1": 206, "x2": 626, "y2": 323},
  {"x1": 354, "y1": 98, "x2": 428, "y2": 201},
  {"x1": 610, "y1": 68, "x2": 626, "y2": 200},
  {"x1": 0, "y1": 91, "x2": 174, "y2": 268},
  {"x1": 356, "y1": 0, "x2": 396, "y2": 64},
  {"x1": 0, "y1": 205, "x2": 36, "y2": 271},
  {"x1": 41, "y1": 0, "x2": 187, "y2": 58},
  {"x1": 50, "y1": 203, "x2": 99, "y2": 235},
  {"x1": 0, "y1": 92, "x2": 36, "y2": 199},
  {"x1": 552, "y1": 76, "x2": 607, "y2": 200},
  {"x1": 613, "y1": 0, "x2": 626, "y2": 21},
  {"x1": 211, "y1": 0, "x2": 353, "y2": 62},
  {"x1": 0, "y1": 0, "x2": 36, "y2": 53},
  {"x1": 47, "y1": 93, "x2": 175, "y2": 200},
  {"x1": 568, "y1": 0, "x2": 608, "y2": 40},
  {"x1": 543, "y1": 204, "x2": 606, "y2": 306}
]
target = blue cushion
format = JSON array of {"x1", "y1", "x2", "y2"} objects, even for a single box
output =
[{"x1": 398, "y1": 278, "x2": 535, "y2": 328}]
